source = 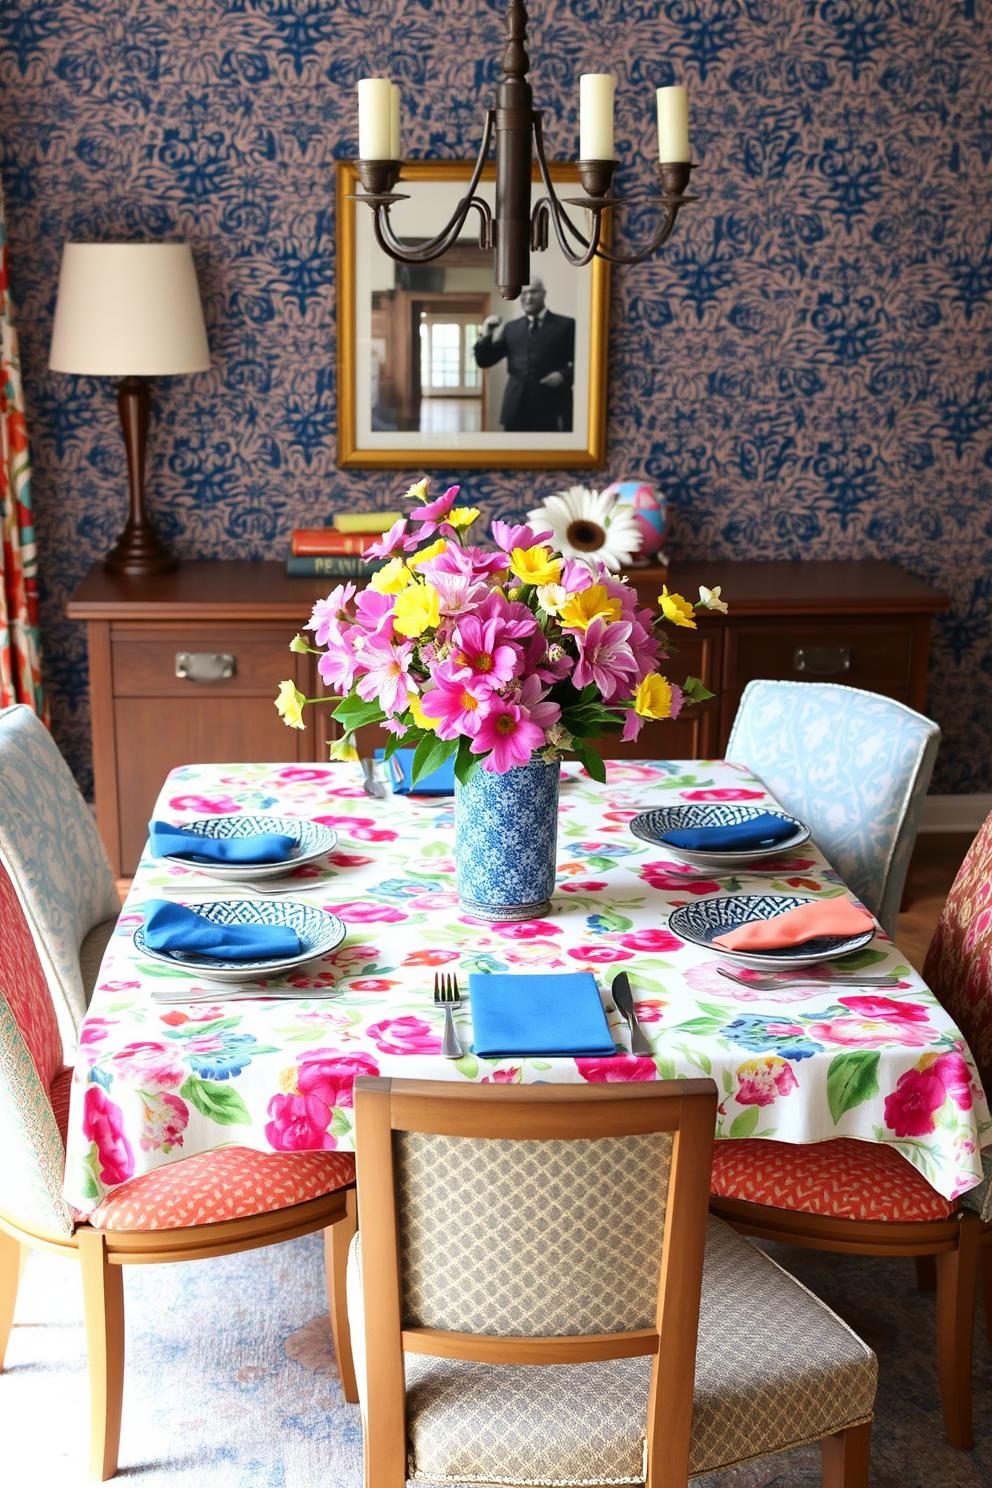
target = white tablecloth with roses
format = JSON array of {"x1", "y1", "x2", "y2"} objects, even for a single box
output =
[{"x1": 63, "y1": 759, "x2": 991, "y2": 1213}]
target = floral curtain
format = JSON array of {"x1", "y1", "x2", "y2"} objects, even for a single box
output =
[{"x1": 0, "y1": 180, "x2": 45, "y2": 719}]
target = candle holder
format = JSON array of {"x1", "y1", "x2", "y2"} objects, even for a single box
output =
[{"x1": 349, "y1": 0, "x2": 698, "y2": 297}]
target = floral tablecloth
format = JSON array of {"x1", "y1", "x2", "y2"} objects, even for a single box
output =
[{"x1": 63, "y1": 760, "x2": 991, "y2": 1212}]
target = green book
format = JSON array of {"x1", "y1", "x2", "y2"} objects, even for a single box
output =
[{"x1": 285, "y1": 554, "x2": 388, "y2": 578}]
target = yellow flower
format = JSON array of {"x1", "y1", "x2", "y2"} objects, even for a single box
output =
[
  {"x1": 508, "y1": 545, "x2": 562, "y2": 587},
  {"x1": 289, "y1": 633, "x2": 310, "y2": 653},
  {"x1": 393, "y1": 581, "x2": 440, "y2": 637},
  {"x1": 369, "y1": 556, "x2": 414, "y2": 594},
  {"x1": 559, "y1": 584, "x2": 623, "y2": 631},
  {"x1": 536, "y1": 583, "x2": 568, "y2": 616},
  {"x1": 275, "y1": 679, "x2": 307, "y2": 730},
  {"x1": 408, "y1": 538, "x2": 448, "y2": 570},
  {"x1": 634, "y1": 674, "x2": 674, "y2": 720},
  {"x1": 328, "y1": 733, "x2": 359, "y2": 762},
  {"x1": 698, "y1": 584, "x2": 728, "y2": 614},
  {"x1": 405, "y1": 478, "x2": 430, "y2": 502},
  {"x1": 659, "y1": 585, "x2": 697, "y2": 629},
  {"x1": 446, "y1": 506, "x2": 481, "y2": 530},
  {"x1": 278, "y1": 1066, "x2": 300, "y2": 1094},
  {"x1": 407, "y1": 691, "x2": 435, "y2": 731}
]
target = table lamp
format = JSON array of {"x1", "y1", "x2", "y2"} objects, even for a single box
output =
[{"x1": 49, "y1": 242, "x2": 211, "y2": 576}]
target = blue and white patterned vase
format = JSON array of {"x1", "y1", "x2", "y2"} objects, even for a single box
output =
[{"x1": 454, "y1": 756, "x2": 560, "y2": 921}]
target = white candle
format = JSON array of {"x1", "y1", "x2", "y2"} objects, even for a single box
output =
[
  {"x1": 358, "y1": 78, "x2": 393, "y2": 160},
  {"x1": 390, "y1": 83, "x2": 401, "y2": 159},
  {"x1": 656, "y1": 85, "x2": 690, "y2": 162},
  {"x1": 579, "y1": 73, "x2": 615, "y2": 160}
]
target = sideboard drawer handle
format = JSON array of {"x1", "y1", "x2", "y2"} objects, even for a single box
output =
[
  {"x1": 175, "y1": 652, "x2": 236, "y2": 682},
  {"x1": 793, "y1": 645, "x2": 851, "y2": 676}
]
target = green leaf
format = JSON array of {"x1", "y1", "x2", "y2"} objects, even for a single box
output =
[
  {"x1": 834, "y1": 947, "x2": 891, "y2": 971},
  {"x1": 826, "y1": 1051, "x2": 881, "y2": 1123},
  {"x1": 682, "y1": 675, "x2": 714, "y2": 703},
  {"x1": 333, "y1": 695, "x2": 387, "y2": 729},
  {"x1": 674, "y1": 1015, "x2": 725, "y2": 1037},
  {"x1": 330, "y1": 1109, "x2": 354, "y2": 1139},
  {"x1": 571, "y1": 741, "x2": 607, "y2": 783},
  {"x1": 527, "y1": 1060, "x2": 552, "y2": 1071},
  {"x1": 179, "y1": 1076, "x2": 251, "y2": 1126},
  {"x1": 729, "y1": 1105, "x2": 760, "y2": 1138},
  {"x1": 454, "y1": 735, "x2": 481, "y2": 786},
  {"x1": 722, "y1": 1068, "x2": 734, "y2": 1094},
  {"x1": 384, "y1": 729, "x2": 422, "y2": 759},
  {"x1": 654, "y1": 1056, "x2": 677, "y2": 1080},
  {"x1": 589, "y1": 909, "x2": 633, "y2": 933},
  {"x1": 412, "y1": 733, "x2": 458, "y2": 786},
  {"x1": 453, "y1": 1052, "x2": 479, "y2": 1079}
]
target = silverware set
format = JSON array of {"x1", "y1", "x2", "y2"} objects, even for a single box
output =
[
  {"x1": 611, "y1": 971, "x2": 653, "y2": 1055},
  {"x1": 716, "y1": 968, "x2": 901, "y2": 990},
  {"x1": 434, "y1": 972, "x2": 463, "y2": 1058}
]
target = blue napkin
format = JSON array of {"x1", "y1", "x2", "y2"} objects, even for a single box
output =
[
  {"x1": 142, "y1": 900, "x2": 302, "y2": 962},
  {"x1": 375, "y1": 748, "x2": 455, "y2": 796},
  {"x1": 469, "y1": 972, "x2": 616, "y2": 1059},
  {"x1": 149, "y1": 819, "x2": 298, "y2": 864},
  {"x1": 659, "y1": 811, "x2": 795, "y2": 853}
]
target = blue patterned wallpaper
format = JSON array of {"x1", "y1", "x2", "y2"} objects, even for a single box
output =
[{"x1": 0, "y1": 0, "x2": 990, "y2": 796}]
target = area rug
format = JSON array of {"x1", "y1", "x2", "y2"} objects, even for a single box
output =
[{"x1": 1, "y1": 1233, "x2": 989, "y2": 1487}]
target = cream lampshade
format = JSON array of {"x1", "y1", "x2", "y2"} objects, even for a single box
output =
[{"x1": 49, "y1": 242, "x2": 210, "y2": 575}]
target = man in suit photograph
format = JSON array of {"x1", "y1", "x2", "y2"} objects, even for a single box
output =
[{"x1": 473, "y1": 279, "x2": 575, "y2": 432}]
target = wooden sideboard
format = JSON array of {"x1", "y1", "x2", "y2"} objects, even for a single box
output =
[{"x1": 68, "y1": 559, "x2": 949, "y2": 876}]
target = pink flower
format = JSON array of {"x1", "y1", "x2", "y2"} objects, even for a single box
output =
[
  {"x1": 572, "y1": 618, "x2": 638, "y2": 702},
  {"x1": 735, "y1": 1056, "x2": 799, "y2": 1107},
  {"x1": 411, "y1": 484, "x2": 459, "y2": 523},
  {"x1": 471, "y1": 699, "x2": 546, "y2": 772},
  {"x1": 353, "y1": 588, "x2": 396, "y2": 638},
  {"x1": 265, "y1": 1092, "x2": 336, "y2": 1150},
  {"x1": 306, "y1": 584, "x2": 357, "y2": 645},
  {"x1": 481, "y1": 1066, "x2": 523, "y2": 1083},
  {"x1": 138, "y1": 1091, "x2": 189, "y2": 1153},
  {"x1": 680, "y1": 788, "x2": 766, "y2": 802},
  {"x1": 422, "y1": 566, "x2": 490, "y2": 617},
  {"x1": 618, "y1": 928, "x2": 685, "y2": 953},
  {"x1": 366, "y1": 1015, "x2": 443, "y2": 1056},
  {"x1": 297, "y1": 1049, "x2": 381, "y2": 1109},
  {"x1": 167, "y1": 794, "x2": 241, "y2": 813},
  {"x1": 421, "y1": 678, "x2": 492, "y2": 739},
  {"x1": 447, "y1": 614, "x2": 522, "y2": 688},
  {"x1": 883, "y1": 1052, "x2": 976, "y2": 1138},
  {"x1": 561, "y1": 879, "x2": 610, "y2": 893},
  {"x1": 577, "y1": 1055, "x2": 655, "y2": 1082},
  {"x1": 640, "y1": 864, "x2": 721, "y2": 895},
  {"x1": 82, "y1": 1085, "x2": 134, "y2": 1188},
  {"x1": 404, "y1": 947, "x2": 461, "y2": 967},
  {"x1": 515, "y1": 674, "x2": 561, "y2": 731},
  {"x1": 111, "y1": 1040, "x2": 186, "y2": 1090},
  {"x1": 490, "y1": 520, "x2": 553, "y2": 552},
  {"x1": 327, "y1": 851, "x2": 374, "y2": 867},
  {"x1": 158, "y1": 1007, "x2": 229, "y2": 1026},
  {"x1": 277, "y1": 767, "x2": 334, "y2": 782},
  {"x1": 473, "y1": 590, "x2": 538, "y2": 638},
  {"x1": 365, "y1": 518, "x2": 422, "y2": 559},
  {"x1": 354, "y1": 633, "x2": 416, "y2": 715},
  {"x1": 567, "y1": 944, "x2": 636, "y2": 964},
  {"x1": 559, "y1": 559, "x2": 594, "y2": 592},
  {"x1": 837, "y1": 995, "x2": 930, "y2": 1024},
  {"x1": 333, "y1": 900, "x2": 408, "y2": 923},
  {"x1": 806, "y1": 1014, "x2": 934, "y2": 1049},
  {"x1": 349, "y1": 977, "x2": 400, "y2": 991},
  {"x1": 493, "y1": 919, "x2": 563, "y2": 939},
  {"x1": 80, "y1": 1019, "x2": 114, "y2": 1047}
]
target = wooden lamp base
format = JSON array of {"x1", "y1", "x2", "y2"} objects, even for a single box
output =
[{"x1": 104, "y1": 376, "x2": 178, "y2": 577}]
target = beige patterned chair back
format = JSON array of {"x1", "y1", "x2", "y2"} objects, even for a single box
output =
[{"x1": 394, "y1": 1129, "x2": 672, "y2": 1335}]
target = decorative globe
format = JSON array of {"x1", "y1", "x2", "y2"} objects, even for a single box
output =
[{"x1": 601, "y1": 481, "x2": 668, "y2": 565}]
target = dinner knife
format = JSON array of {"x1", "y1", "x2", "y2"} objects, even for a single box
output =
[{"x1": 610, "y1": 971, "x2": 653, "y2": 1057}]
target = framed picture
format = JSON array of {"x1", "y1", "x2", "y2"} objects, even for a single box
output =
[{"x1": 336, "y1": 160, "x2": 609, "y2": 469}]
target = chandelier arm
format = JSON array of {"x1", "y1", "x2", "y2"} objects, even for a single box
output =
[
  {"x1": 531, "y1": 117, "x2": 604, "y2": 267},
  {"x1": 590, "y1": 201, "x2": 684, "y2": 265},
  {"x1": 366, "y1": 111, "x2": 496, "y2": 264}
]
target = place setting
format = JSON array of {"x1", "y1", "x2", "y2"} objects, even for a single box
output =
[
  {"x1": 629, "y1": 802, "x2": 810, "y2": 867},
  {"x1": 434, "y1": 968, "x2": 650, "y2": 1062},
  {"x1": 361, "y1": 748, "x2": 455, "y2": 807}
]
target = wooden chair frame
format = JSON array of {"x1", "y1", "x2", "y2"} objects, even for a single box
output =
[
  {"x1": 353, "y1": 1077, "x2": 871, "y2": 1488},
  {"x1": 709, "y1": 1193, "x2": 988, "y2": 1452},
  {"x1": 0, "y1": 1184, "x2": 358, "y2": 1481}
]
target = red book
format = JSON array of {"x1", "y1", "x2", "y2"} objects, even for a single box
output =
[{"x1": 291, "y1": 528, "x2": 386, "y2": 556}]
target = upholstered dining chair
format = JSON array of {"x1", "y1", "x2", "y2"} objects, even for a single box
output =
[
  {"x1": 348, "y1": 1076, "x2": 877, "y2": 1488},
  {"x1": 0, "y1": 861, "x2": 359, "y2": 1480},
  {"x1": 0, "y1": 704, "x2": 122, "y2": 1058},
  {"x1": 725, "y1": 680, "x2": 940, "y2": 939}
]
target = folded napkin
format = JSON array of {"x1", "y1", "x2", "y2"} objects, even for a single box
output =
[
  {"x1": 142, "y1": 900, "x2": 302, "y2": 962},
  {"x1": 375, "y1": 748, "x2": 455, "y2": 796},
  {"x1": 659, "y1": 811, "x2": 796, "y2": 853},
  {"x1": 713, "y1": 898, "x2": 875, "y2": 952},
  {"x1": 469, "y1": 972, "x2": 616, "y2": 1059},
  {"x1": 149, "y1": 819, "x2": 298, "y2": 865}
]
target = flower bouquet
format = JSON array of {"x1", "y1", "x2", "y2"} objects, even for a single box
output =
[{"x1": 276, "y1": 479, "x2": 726, "y2": 787}]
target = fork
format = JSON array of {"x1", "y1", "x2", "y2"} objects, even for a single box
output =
[
  {"x1": 152, "y1": 881, "x2": 310, "y2": 898},
  {"x1": 434, "y1": 972, "x2": 462, "y2": 1059},
  {"x1": 717, "y1": 967, "x2": 901, "y2": 989}
]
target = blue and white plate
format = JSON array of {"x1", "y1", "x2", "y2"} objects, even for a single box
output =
[
  {"x1": 133, "y1": 899, "x2": 346, "y2": 983},
  {"x1": 630, "y1": 804, "x2": 810, "y2": 868},
  {"x1": 154, "y1": 815, "x2": 337, "y2": 882},
  {"x1": 668, "y1": 893, "x2": 875, "y2": 970}
]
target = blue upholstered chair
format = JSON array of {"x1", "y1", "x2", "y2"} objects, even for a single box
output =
[
  {"x1": 0, "y1": 705, "x2": 121, "y2": 1057},
  {"x1": 725, "y1": 681, "x2": 940, "y2": 939}
]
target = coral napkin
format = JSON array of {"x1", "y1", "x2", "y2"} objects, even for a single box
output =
[{"x1": 713, "y1": 898, "x2": 875, "y2": 952}]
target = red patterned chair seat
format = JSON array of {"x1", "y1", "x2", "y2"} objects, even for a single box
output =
[
  {"x1": 710, "y1": 1137, "x2": 956, "y2": 1223},
  {"x1": 86, "y1": 1145, "x2": 356, "y2": 1231}
]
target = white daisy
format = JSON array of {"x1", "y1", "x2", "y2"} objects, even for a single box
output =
[{"x1": 527, "y1": 485, "x2": 642, "y2": 572}]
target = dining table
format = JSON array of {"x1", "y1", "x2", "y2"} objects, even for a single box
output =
[{"x1": 62, "y1": 757, "x2": 992, "y2": 1215}]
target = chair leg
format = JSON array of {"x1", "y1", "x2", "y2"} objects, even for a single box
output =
[
  {"x1": 981, "y1": 1241, "x2": 992, "y2": 1355},
  {"x1": 78, "y1": 1228, "x2": 126, "y2": 1481},
  {"x1": 935, "y1": 1214, "x2": 981, "y2": 1451},
  {"x1": 821, "y1": 1421, "x2": 871, "y2": 1487},
  {"x1": 915, "y1": 1254, "x2": 937, "y2": 1292},
  {"x1": 325, "y1": 1189, "x2": 359, "y2": 1404},
  {"x1": 0, "y1": 1227, "x2": 27, "y2": 1370}
]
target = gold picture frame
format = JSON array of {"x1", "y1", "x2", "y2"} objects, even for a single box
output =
[{"x1": 336, "y1": 159, "x2": 609, "y2": 469}]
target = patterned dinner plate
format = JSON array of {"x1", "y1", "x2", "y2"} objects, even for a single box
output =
[
  {"x1": 667, "y1": 893, "x2": 875, "y2": 970},
  {"x1": 154, "y1": 814, "x2": 337, "y2": 881},
  {"x1": 133, "y1": 899, "x2": 346, "y2": 983},
  {"x1": 630, "y1": 804, "x2": 810, "y2": 867}
]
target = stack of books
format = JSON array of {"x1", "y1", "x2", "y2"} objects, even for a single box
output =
[{"x1": 285, "y1": 512, "x2": 402, "y2": 577}]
